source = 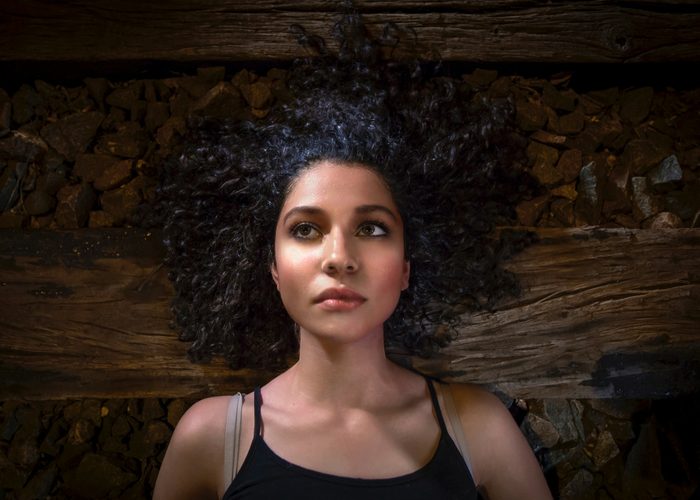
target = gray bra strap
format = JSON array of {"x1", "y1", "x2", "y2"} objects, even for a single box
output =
[
  {"x1": 223, "y1": 393, "x2": 244, "y2": 489},
  {"x1": 439, "y1": 383, "x2": 476, "y2": 482}
]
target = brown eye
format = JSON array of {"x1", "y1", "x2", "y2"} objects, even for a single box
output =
[
  {"x1": 356, "y1": 222, "x2": 388, "y2": 237},
  {"x1": 291, "y1": 223, "x2": 321, "y2": 240}
]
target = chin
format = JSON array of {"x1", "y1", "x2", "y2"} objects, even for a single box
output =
[{"x1": 302, "y1": 321, "x2": 385, "y2": 345}]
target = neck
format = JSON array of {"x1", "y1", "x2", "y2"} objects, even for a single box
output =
[{"x1": 285, "y1": 326, "x2": 400, "y2": 408}]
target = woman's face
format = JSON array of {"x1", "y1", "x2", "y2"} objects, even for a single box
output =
[{"x1": 272, "y1": 160, "x2": 409, "y2": 344}]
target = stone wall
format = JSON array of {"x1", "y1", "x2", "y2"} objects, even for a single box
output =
[{"x1": 1, "y1": 65, "x2": 699, "y2": 498}]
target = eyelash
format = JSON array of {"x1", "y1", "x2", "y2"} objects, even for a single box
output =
[{"x1": 289, "y1": 221, "x2": 390, "y2": 240}]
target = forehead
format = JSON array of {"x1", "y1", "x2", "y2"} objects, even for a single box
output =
[{"x1": 281, "y1": 161, "x2": 398, "y2": 213}]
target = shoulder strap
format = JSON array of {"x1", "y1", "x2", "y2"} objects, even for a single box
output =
[
  {"x1": 439, "y1": 383, "x2": 476, "y2": 481},
  {"x1": 223, "y1": 392, "x2": 244, "y2": 488}
]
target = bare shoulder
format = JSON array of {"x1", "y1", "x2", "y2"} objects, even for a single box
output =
[
  {"x1": 153, "y1": 396, "x2": 232, "y2": 500},
  {"x1": 446, "y1": 383, "x2": 552, "y2": 500}
]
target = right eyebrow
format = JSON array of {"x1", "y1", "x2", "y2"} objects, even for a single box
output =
[{"x1": 281, "y1": 206, "x2": 324, "y2": 225}]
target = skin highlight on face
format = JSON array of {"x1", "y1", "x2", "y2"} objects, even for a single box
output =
[{"x1": 271, "y1": 160, "x2": 410, "y2": 348}]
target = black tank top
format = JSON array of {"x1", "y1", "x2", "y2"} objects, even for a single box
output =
[{"x1": 222, "y1": 379, "x2": 478, "y2": 499}]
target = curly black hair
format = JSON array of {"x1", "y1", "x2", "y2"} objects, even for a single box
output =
[{"x1": 158, "y1": 13, "x2": 532, "y2": 370}]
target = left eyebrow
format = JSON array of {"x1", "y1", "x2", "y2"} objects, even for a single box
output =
[{"x1": 355, "y1": 204, "x2": 398, "y2": 222}]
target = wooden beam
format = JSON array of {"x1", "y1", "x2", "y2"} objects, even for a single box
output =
[
  {"x1": 1, "y1": 1, "x2": 699, "y2": 64},
  {"x1": 1, "y1": 227, "x2": 698, "y2": 400}
]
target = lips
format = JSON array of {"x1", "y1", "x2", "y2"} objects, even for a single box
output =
[{"x1": 313, "y1": 287, "x2": 366, "y2": 311}]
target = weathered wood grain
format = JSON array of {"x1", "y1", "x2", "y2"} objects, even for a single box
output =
[
  {"x1": 410, "y1": 228, "x2": 700, "y2": 399},
  {"x1": 1, "y1": 1, "x2": 699, "y2": 64},
  {"x1": 1, "y1": 227, "x2": 698, "y2": 400}
]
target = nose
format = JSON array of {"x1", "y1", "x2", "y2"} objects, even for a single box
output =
[{"x1": 321, "y1": 228, "x2": 359, "y2": 275}]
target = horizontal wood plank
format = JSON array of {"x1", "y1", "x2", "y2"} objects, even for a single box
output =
[
  {"x1": 1, "y1": 227, "x2": 698, "y2": 400},
  {"x1": 1, "y1": 1, "x2": 699, "y2": 64}
]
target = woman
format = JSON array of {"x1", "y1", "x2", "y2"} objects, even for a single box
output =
[{"x1": 154, "y1": 13, "x2": 551, "y2": 500}]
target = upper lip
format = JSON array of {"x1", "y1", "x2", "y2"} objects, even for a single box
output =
[{"x1": 314, "y1": 287, "x2": 366, "y2": 303}]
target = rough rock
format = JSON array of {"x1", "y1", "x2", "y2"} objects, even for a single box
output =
[
  {"x1": 664, "y1": 184, "x2": 700, "y2": 221},
  {"x1": 586, "y1": 114, "x2": 624, "y2": 149},
  {"x1": 145, "y1": 420, "x2": 171, "y2": 446},
  {"x1": 0, "y1": 161, "x2": 28, "y2": 211},
  {"x1": 530, "y1": 129, "x2": 567, "y2": 146},
  {"x1": 142, "y1": 399, "x2": 165, "y2": 422},
  {"x1": 240, "y1": 80, "x2": 273, "y2": 110},
  {"x1": 527, "y1": 413, "x2": 560, "y2": 448},
  {"x1": 620, "y1": 86, "x2": 654, "y2": 125},
  {"x1": 164, "y1": 75, "x2": 212, "y2": 100},
  {"x1": 106, "y1": 81, "x2": 143, "y2": 110},
  {"x1": 24, "y1": 189, "x2": 55, "y2": 215},
  {"x1": 679, "y1": 147, "x2": 700, "y2": 171},
  {"x1": 0, "y1": 212, "x2": 28, "y2": 229},
  {"x1": 74, "y1": 153, "x2": 119, "y2": 183},
  {"x1": 648, "y1": 155, "x2": 683, "y2": 192},
  {"x1": 100, "y1": 106, "x2": 127, "y2": 132},
  {"x1": 676, "y1": 108, "x2": 700, "y2": 146},
  {"x1": 558, "y1": 111, "x2": 585, "y2": 135},
  {"x1": 622, "y1": 139, "x2": 668, "y2": 175},
  {"x1": 623, "y1": 420, "x2": 666, "y2": 499},
  {"x1": 516, "y1": 100, "x2": 547, "y2": 131},
  {"x1": 191, "y1": 82, "x2": 245, "y2": 119},
  {"x1": 80, "y1": 400, "x2": 103, "y2": 427},
  {"x1": 67, "y1": 453, "x2": 137, "y2": 498},
  {"x1": 565, "y1": 129, "x2": 601, "y2": 153},
  {"x1": 197, "y1": 66, "x2": 226, "y2": 84},
  {"x1": 37, "y1": 169, "x2": 68, "y2": 196},
  {"x1": 145, "y1": 102, "x2": 170, "y2": 131},
  {"x1": 516, "y1": 194, "x2": 550, "y2": 226},
  {"x1": 39, "y1": 419, "x2": 67, "y2": 456},
  {"x1": 527, "y1": 141, "x2": 559, "y2": 167},
  {"x1": 94, "y1": 159, "x2": 133, "y2": 191},
  {"x1": 0, "y1": 452, "x2": 29, "y2": 489},
  {"x1": 96, "y1": 124, "x2": 148, "y2": 158},
  {"x1": 17, "y1": 463, "x2": 57, "y2": 500},
  {"x1": 557, "y1": 149, "x2": 582, "y2": 183},
  {"x1": 587, "y1": 399, "x2": 650, "y2": 420},
  {"x1": 532, "y1": 161, "x2": 563, "y2": 187},
  {"x1": 542, "y1": 82, "x2": 577, "y2": 112},
  {"x1": 100, "y1": 178, "x2": 143, "y2": 224},
  {"x1": 8, "y1": 435, "x2": 40, "y2": 470},
  {"x1": 83, "y1": 77, "x2": 110, "y2": 109},
  {"x1": 543, "y1": 400, "x2": 582, "y2": 444},
  {"x1": 111, "y1": 415, "x2": 132, "y2": 439},
  {"x1": 1, "y1": 101, "x2": 11, "y2": 137},
  {"x1": 232, "y1": 68, "x2": 257, "y2": 87},
  {"x1": 560, "y1": 468, "x2": 595, "y2": 500},
  {"x1": 631, "y1": 176, "x2": 661, "y2": 221},
  {"x1": 463, "y1": 68, "x2": 498, "y2": 88},
  {"x1": 11, "y1": 84, "x2": 42, "y2": 124},
  {"x1": 603, "y1": 160, "x2": 629, "y2": 206},
  {"x1": 0, "y1": 130, "x2": 48, "y2": 162},
  {"x1": 156, "y1": 116, "x2": 187, "y2": 150},
  {"x1": 67, "y1": 418, "x2": 97, "y2": 445},
  {"x1": 40, "y1": 111, "x2": 104, "y2": 161},
  {"x1": 167, "y1": 399, "x2": 187, "y2": 427},
  {"x1": 649, "y1": 211, "x2": 683, "y2": 228},
  {"x1": 168, "y1": 89, "x2": 194, "y2": 118},
  {"x1": 131, "y1": 100, "x2": 147, "y2": 122},
  {"x1": 590, "y1": 429, "x2": 620, "y2": 468},
  {"x1": 55, "y1": 182, "x2": 96, "y2": 228},
  {"x1": 550, "y1": 198, "x2": 575, "y2": 225},
  {"x1": 551, "y1": 183, "x2": 577, "y2": 201},
  {"x1": 88, "y1": 209, "x2": 118, "y2": 228},
  {"x1": 575, "y1": 161, "x2": 605, "y2": 225}
]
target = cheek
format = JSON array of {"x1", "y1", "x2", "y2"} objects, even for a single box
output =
[
  {"x1": 274, "y1": 245, "x2": 318, "y2": 289},
  {"x1": 370, "y1": 249, "x2": 408, "y2": 289}
]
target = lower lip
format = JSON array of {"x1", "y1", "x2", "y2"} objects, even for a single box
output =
[{"x1": 316, "y1": 299, "x2": 365, "y2": 311}]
